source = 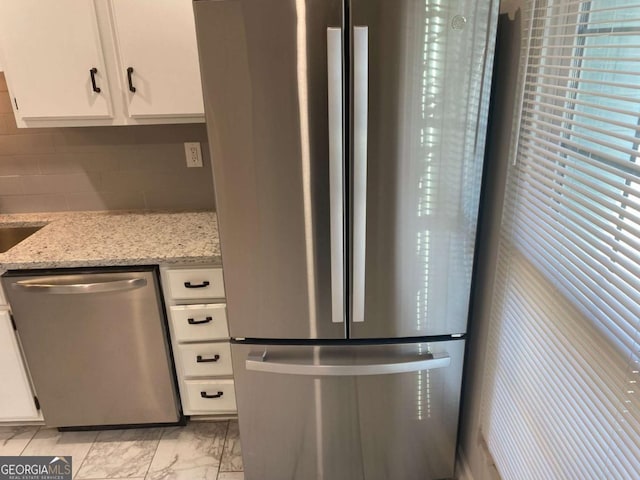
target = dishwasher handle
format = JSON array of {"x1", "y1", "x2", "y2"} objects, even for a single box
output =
[{"x1": 13, "y1": 277, "x2": 147, "y2": 294}]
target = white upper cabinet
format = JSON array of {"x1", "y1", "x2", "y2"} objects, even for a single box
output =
[
  {"x1": 112, "y1": 0, "x2": 204, "y2": 118},
  {"x1": 0, "y1": 0, "x2": 113, "y2": 120},
  {"x1": 0, "y1": 0, "x2": 205, "y2": 127}
]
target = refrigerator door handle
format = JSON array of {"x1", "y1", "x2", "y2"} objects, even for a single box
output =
[
  {"x1": 327, "y1": 27, "x2": 344, "y2": 324},
  {"x1": 246, "y1": 350, "x2": 450, "y2": 376},
  {"x1": 352, "y1": 26, "x2": 368, "y2": 324}
]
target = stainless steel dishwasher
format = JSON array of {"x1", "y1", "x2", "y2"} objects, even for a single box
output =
[{"x1": 2, "y1": 266, "x2": 181, "y2": 428}]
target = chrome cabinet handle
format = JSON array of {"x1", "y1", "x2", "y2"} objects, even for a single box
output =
[
  {"x1": 13, "y1": 277, "x2": 147, "y2": 294},
  {"x1": 327, "y1": 27, "x2": 344, "y2": 325},
  {"x1": 352, "y1": 26, "x2": 369, "y2": 324},
  {"x1": 246, "y1": 350, "x2": 450, "y2": 376}
]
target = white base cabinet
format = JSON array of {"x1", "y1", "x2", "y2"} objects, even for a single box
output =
[
  {"x1": 0, "y1": 309, "x2": 42, "y2": 422},
  {"x1": 161, "y1": 266, "x2": 237, "y2": 417},
  {"x1": 0, "y1": 0, "x2": 204, "y2": 128}
]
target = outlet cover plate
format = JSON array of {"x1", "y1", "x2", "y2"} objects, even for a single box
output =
[{"x1": 184, "y1": 142, "x2": 203, "y2": 168}]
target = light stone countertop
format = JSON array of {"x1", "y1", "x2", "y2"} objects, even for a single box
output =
[{"x1": 0, "y1": 210, "x2": 221, "y2": 271}]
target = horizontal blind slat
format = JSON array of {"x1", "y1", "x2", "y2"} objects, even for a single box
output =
[
  {"x1": 514, "y1": 194, "x2": 640, "y2": 345},
  {"x1": 520, "y1": 141, "x2": 640, "y2": 211},
  {"x1": 523, "y1": 106, "x2": 640, "y2": 146},
  {"x1": 518, "y1": 128, "x2": 640, "y2": 180},
  {"x1": 521, "y1": 153, "x2": 640, "y2": 241},
  {"x1": 511, "y1": 206, "x2": 639, "y2": 351},
  {"x1": 530, "y1": 81, "x2": 640, "y2": 107},
  {"x1": 516, "y1": 177, "x2": 640, "y2": 285},
  {"x1": 525, "y1": 89, "x2": 640, "y2": 121},
  {"x1": 534, "y1": 72, "x2": 640, "y2": 92}
]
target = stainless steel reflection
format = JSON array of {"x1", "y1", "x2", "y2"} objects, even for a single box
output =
[
  {"x1": 232, "y1": 340, "x2": 465, "y2": 480},
  {"x1": 2, "y1": 268, "x2": 180, "y2": 427},
  {"x1": 349, "y1": 0, "x2": 495, "y2": 338},
  {"x1": 194, "y1": 0, "x2": 344, "y2": 339}
]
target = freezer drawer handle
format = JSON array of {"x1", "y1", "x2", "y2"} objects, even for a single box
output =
[
  {"x1": 13, "y1": 277, "x2": 147, "y2": 294},
  {"x1": 184, "y1": 281, "x2": 210, "y2": 289},
  {"x1": 201, "y1": 391, "x2": 224, "y2": 399},
  {"x1": 246, "y1": 350, "x2": 450, "y2": 376},
  {"x1": 197, "y1": 354, "x2": 220, "y2": 363},
  {"x1": 188, "y1": 316, "x2": 213, "y2": 325}
]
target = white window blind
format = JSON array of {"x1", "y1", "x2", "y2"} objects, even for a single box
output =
[{"x1": 482, "y1": 0, "x2": 640, "y2": 478}]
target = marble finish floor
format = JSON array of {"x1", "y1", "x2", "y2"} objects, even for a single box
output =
[{"x1": 0, "y1": 420, "x2": 243, "y2": 480}]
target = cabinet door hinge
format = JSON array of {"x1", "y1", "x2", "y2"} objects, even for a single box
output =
[
  {"x1": 33, "y1": 396, "x2": 40, "y2": 410},
  {"x1": 9, "y1": 313, "x2": 17, "y2": 331},
  {"x1": 13, "y1": 97, "x2": 18, "y2": 110}
]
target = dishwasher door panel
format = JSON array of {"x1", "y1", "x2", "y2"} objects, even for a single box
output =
[
  {"x1": 231, "y1": 340, "x2": 464, "y2": 480},
  {"x1": 3, "y1": 268, "x2": 180, "y2": 428}
]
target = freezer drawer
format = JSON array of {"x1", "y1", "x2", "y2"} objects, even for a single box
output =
[{"x1": 231, "y1": 340, "x2": 465, "y2": 480}]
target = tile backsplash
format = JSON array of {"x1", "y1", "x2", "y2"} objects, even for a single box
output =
[{"x1": 0, "y1": 73, "x2": 215, "y2": 213}]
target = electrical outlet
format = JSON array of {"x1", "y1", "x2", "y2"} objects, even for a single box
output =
[{"x1": 184, "y1": 142, "x2": 203, "y2": 168}]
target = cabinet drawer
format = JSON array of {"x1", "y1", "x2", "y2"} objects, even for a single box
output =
[
  {"x1": 170, "y1": 304, "x2": 228, "y2": 342},
  {"x1": 178, "y1": 342, "x2": 233, "y2": 377},
  {"x1": 183, "y1": 379, "x2": 236, "y2": 413},
  {"x1": 166, "y1": 268, "x2": 224, "y2": 300}
]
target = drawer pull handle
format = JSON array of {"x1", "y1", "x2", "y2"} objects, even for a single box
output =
[
  {"x1": 188, "y1": 316, "x2": 213, "y2": 325},
  {"x1": 184, "y1": 281, "x2": 210, "y2": 289},
  {"x1": 197, "y1": 354, "x2": 220, "y2": 363},
  {"x1": 201, "y1": 391, "x2": 224, "y2": 399},
  {"x1": 90, "y1": 67, "x2": 101, "y2": 93}
]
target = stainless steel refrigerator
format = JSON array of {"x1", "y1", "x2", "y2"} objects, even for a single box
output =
[{"x1": 193, "y1": 0, "x2": 497, "y2": 478}]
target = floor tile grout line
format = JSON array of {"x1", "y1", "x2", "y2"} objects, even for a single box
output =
[
  {"x1": 17, "y1": 426, "x2": 40, "y2": 456},
  {"x1": 216, "y1": 420, "x2": 231, "y2": 480},
  {"x1": 141, "y1": 426, "x2": 166, "y2": 480},
  {"x1": 74, "y1": 429, "x2": 103, "y2": 480}
]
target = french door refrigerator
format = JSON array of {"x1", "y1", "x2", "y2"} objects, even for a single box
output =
[{"x1": 194, "y1": 0, "x2": 497, "y2": 478}]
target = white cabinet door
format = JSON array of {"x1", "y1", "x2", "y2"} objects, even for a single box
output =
[
  {"x1": 0, "y1": 0, "x2": 113, "y2": 120},
  {"x1": 111, "y1": 0, "x2": 204, "y2": 118},
  {"x1": 0, "y1": 310, "x2": 40, "y2": 422}
]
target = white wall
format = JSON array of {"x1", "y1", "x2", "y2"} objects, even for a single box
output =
[{"x1": 458, "y1": 11, "x2": 522, "y2": 480}]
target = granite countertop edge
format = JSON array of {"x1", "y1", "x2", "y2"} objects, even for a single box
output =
[{"x1": 0, "y1": 210, "x2": 221, "y2": 272}]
